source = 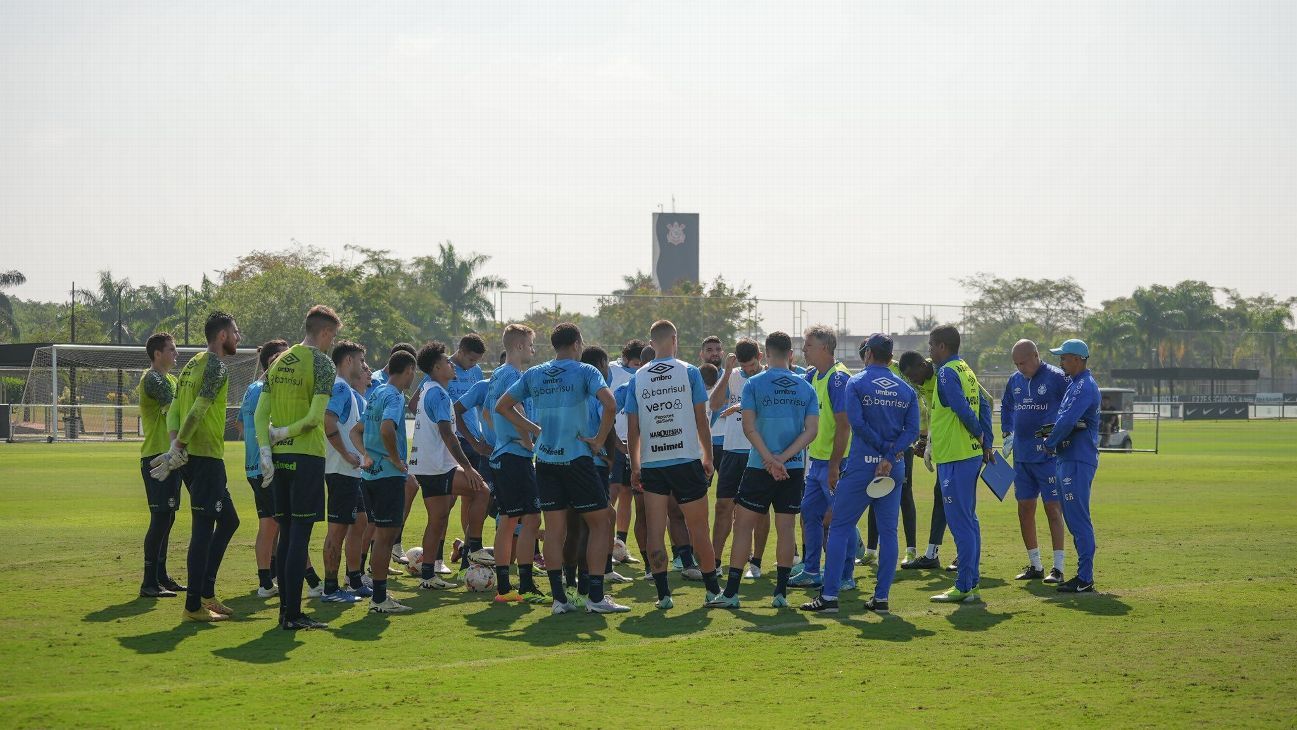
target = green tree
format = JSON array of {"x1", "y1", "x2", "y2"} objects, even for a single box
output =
[
  {"x1": 210, "y1": 267, "x2": 343, "y2": 347},
  {"x1": 77, "y1": 272, "x2": 137, "y2": 343},
  {"x1": 1082, "y1": 307, "x2": 1139, "y2": 377},
  {"x1": 958, "y1": 274, "x2": 1088, "y2": 368},
  {"x1": 0, "y1": 270, "x2": 27, "y2": 340},
  {"x1": 425, "y1": 242, "x2": 506, "y2": 336},
  {"x1": 593, "y1": 272, "x2": 758, "y2": 354},
  {"x1": 321, "y1": 256, "x2": 416, "y2": 364}
]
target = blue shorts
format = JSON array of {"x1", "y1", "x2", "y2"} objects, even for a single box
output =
[{"x1": 1014, "y1": 460, "x2": 1060, "y2": 502}]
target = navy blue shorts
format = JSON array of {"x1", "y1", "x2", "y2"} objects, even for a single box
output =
[
  {"x1": 362, "y1": 476, "x2": 407, "y2": 528},
  {"x1": 736, "y1": 467, "x2": 804, "y2": 515},
  {"x1": 611, "y1": 449, "x2": 630, "y2": 485},
  {"x1": 246, "y1": 476, "x2": 275, "y2": 519},
  {"x1": 416, "y1": 470, "x2": 456, "y2": 499},
  {"x1": 490, "y1": 453, "x2": 542, "y2": 517},
  {"x1": 182, "y1": 455, "x2": 232, "y2": 517},
  {"x1": 141, "y1": 456, "x2": 182, "y2": 513},
  {"x1": 272, "y1": 453, "x2": 326, "y2": 523},
  {"x1": 641, "y1": 460, "x2": 709, "y2": 505},
  {"x1": 536, "y1": 457, "x2": 609, "y2": 513},
  {"x1": 715, "y1": 450, "x2": 748, "y2": 499},
  {"x1": 325, "y1": 473, "x2": 364, "y2": 524}
]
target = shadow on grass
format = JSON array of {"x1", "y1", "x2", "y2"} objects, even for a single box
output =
[
  {"x1": 333, "y1": 612, "x2": 392, "y2": 643},
  {"x1": 211, "y1": 625, "x2": 307, "y2": 663},
  {"x1": 729, "y1": 605, "x2": 827, "y2": 636},
  {"x1": 616, "y1": 603, "x2": 715, "y2": 638},
  {"x1": 943, "y1": 603, "x2": 1019, "y2": 632},
  {"x1": 845, "y1": 612, "x2": 938, "y2": 642},
  {"x1": 474, "y1": 611, "x2": 611, "y2": 648},
  {"x1": 1044, "y1": 591, "x2": 1133, "y2": 617},
  {"x1": 116, "y1": 620, "x2": 215, "y2": 654},
  {"x1": 85, "y1": 596, "x2": 160, "y2": 623}
]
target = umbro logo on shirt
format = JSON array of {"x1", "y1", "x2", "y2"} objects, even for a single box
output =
[
  {"x1": 544, "y1": 365, "x2": 565, "y2": 378},
  {"x1": 872, "y1": 376, "x2": 900, "y2": 391},
  {"x1": 647, "y1": 362, "x2": 674, "y2": 375},
  {"x1": 773, "y1": 376, "x2": 799, "y2": 389},
  {"x1": 280, "y1": 353, "x2": 301, "y2": 366}
]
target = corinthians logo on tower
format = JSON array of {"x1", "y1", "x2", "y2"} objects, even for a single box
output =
[{"x1": 666, "y1": 221, "x2": 686, "y2": 246}]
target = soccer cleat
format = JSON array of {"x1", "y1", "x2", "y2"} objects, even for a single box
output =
[
  {"x1": 787, "y1": 571, "x2": 823, "y2": 588},
  {"x1": 1016, "y1": 565, "x2": 1045, "y2": 580},
  {"x1": 182, "y1": 607, "x2": 227, "y2": 622},
  {"x1": 202, "y1": 597, "x2": 233, "y2": 616},
  {"x1": 672, "y1": 556, "x2": 684, "y2": 572},
  {"x1": 930, "y1": 587, "x2": 979, "y2": 603},
  {"x1": 840, "y1": 577, "x2": 858, "y2": 592},
  {"x1": 681, "y1": 567, "x2": 704, "y2": 581},
  {"x1": 1056, "y1": 577, "x2": 1095, "y2": 593},
  {"x1": 799, "y1": 595, "x2": 839, "y2": 613},
  {"x1": 533, "y1": 553, "x2": 546, "y2": 569},
  {"x1": 493, "y1": 591, "x2": 524, "y2": 604},
  {"x1": 368, "y1": 597, "x2": 412, "y2": 614},
  {"x1": 306, "y1": 584, "x2": 324, "y2": 599},
  {"x1": 467, "y1": 549, "x2": 496, "y2": 567},
  {"x1": 256, "y1": 585, "x2": 279, "y2": 598},
  {"x1": 392, "y1": 542, "x2": 408, "y2": 565},
  {"x1": 655, "y1": 596, "x2": 674, "y2": 610},
  {"x1": 902, "y1": 555, "x2": 941, "y2": 570},
  {"x1": 417, "y1": 576, "x2": 459, "y2": 590},
  {"x1": 606, "y1": 570, "x2": 634, "y2": 584},
  {"x1": 139, "y1": 585, "x2": 177, "y2": 598},
  {"x1": 743, "y1": 563, "x2": 762, "y2": 580},
  {"x1": 433, "y1": 559, "x2": 452, "y2": 575},
  {"x1": 859, "y1": 552, "x2": 877, "y2": 567},
  {"x1": 551, "y1": 599, "x2": 578, "y2": 615},
  {"x1": 321, "y1": 588, "x2": 361, "y2": 603},
  {"x1": 705, "y1": 593, "x2": 739, "y2": 609},
  {"x1": 350, "y1": 583, "x2": 374, "y2": 598},
  {"x1": 1044, "y1": 568, "x2": 1064, "y2": 584},
  {"x1": 282, "y1": 615, "x2": 329, "y2": 630},
  {"x1": 863, "y1": 596, "x2": 890, "y2": 613},
  {"x1": 450, "y1": 538, "x2": 464, "y2": 563},
  {"x1": 586, "y1": 596, "x2": 632, "y2": 614},
  {"x1": 159, "y1": 576, "x2": 187, "y2": 592},
  {"x1": 771, "y1": 594, "x2": 789, "y2": 608},
  {"x1": 945, "y1": 557, "x2": 959, "y2": 572},
  {"x1": 789, "y1": 561, "x2": 805, "y2": 577},
  {"x1": 522, "y1": 591, "x2": 550, "y2": 605}
]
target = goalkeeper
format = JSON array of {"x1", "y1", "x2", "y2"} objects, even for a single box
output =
[
  {"x1": 137, "y1": 332, "x2": 185, "y2": 598},
  {"x1": 161, "y1": 312, "x2": 243, "y2": 623},
  {"x1": 254, "y1": 305, "x2": 341, "y2": 631}
]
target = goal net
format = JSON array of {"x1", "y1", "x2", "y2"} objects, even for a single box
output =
[{"x1": 8, "y1": 345, "x2": 260, "y2": 442}]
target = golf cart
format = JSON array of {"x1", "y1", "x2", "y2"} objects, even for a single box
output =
[{"x1": 1099, "y1": 387, "x2": 1135, "y2": 452}]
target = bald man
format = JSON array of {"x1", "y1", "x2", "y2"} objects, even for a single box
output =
[{"x1": 1000, "y1": 340, "x2": 1069, "y2": 582}]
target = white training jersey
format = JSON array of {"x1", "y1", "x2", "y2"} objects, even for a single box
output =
[
  {"x1": 608, "y1": 361, "x2": 637, "y2": 441},
  {"x1": 325, "y1": 376, "x2": 363, "y2": 477},
  {"x1": 409, "y1": 380, "x2": 457, "y2": 476},
  {"x1": 721, "y1": 367, "x2": 752, "y2": 451},
  {"x1": 631, "y1": 358, "x2": 703, "y2": 467}
]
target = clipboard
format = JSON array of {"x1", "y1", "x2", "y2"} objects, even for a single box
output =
[{"x1": 979, "y1": 451, "x2": 1015, "y2": 502}]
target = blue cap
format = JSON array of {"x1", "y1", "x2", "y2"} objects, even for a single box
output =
[
  {"x1": 1049, "y1": 339, "x2": 1089, "y2": 358},
  {"x1": 859, "y1": 333, "x2": 893, "y2": 360}
]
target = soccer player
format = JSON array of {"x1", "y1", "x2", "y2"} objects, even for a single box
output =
[
  {"x1": 1044, "y1": 339, "x2": 1102, "y2": 593},
  {"x1": 320, "y1": 339, "x2": 369, "y2": 603},
  {"x1": 369, "y1": 342, "x2": 417, "y2": 568},
  {"x1": 137, "y1": 332, "x2": 184, "y2": 597},
  {"x1": 790, "y1": 325, "x2": 856, "y2": 591},
  {"x1": 862, "y1": 351, "x2": 926, "y2": 567},
  {"x1": 347, "y1": 359, "x2": 376, "y2": 590},
  {"x1": 254, "y1": 305, "x2": 341, "y2": 630},
  {"x1": 166, "y1": 311, "x2": 242, "y2": 623},
  {"x1": 708, "y1": 339, "x2": 766, "y2": 579},
  {"x1": 496, "y1": 323, "x2": 626, "y2": 614},
  {"x1": 708, "y1": 332, "x2": 818, "y2": 609},
  {"x1": 410, "y1": 341, "x2": 488, "y2": 591},
  {"x1": 607, "y1": 339, "x2": 645, "y2": 565},
  {"x1": 624, "y1": 319, "x2": 721, "y2": 609},
  {"x1": 442, "y1": 334, "x2": 490, "y2": 570},
  {"x1": 802, "y1": 334, "x2": 919, "y2": 614},
  {"x1": 613, "y1": 346, "x2": 651, "y2": 570},
  {"x1": 359, "y1": 349, "x2": 419, "y2": 614},
  {"x1": 893, "y1": 353, "x2": 948, "y2": 570},
  {"x1": 1001, "y1": 339, "x2": 1068, "y2": 583},
  {"x1": 238, "y1": 339, "x2": 289, "y2": 598},
  {"x1": 366, "y1": 342, "x2": 416, "y2": 398},
  {"x1": 485, "y1": 324, "x2": 545, "y2": 604},
  {"x1": 927, "y1": 325, "x2": 994, "y2": 604}
]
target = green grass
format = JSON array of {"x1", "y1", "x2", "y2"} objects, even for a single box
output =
[{"x1": 2, "y1": 420, "x2": 1295, "y2": 727}]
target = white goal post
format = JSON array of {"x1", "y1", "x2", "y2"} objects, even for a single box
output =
[{"x1": 9, "y1": 344, "x2": 260, "y2": 443}]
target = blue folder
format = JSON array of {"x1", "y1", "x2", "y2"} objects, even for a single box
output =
[{"x1": 980, "y1": 452, "x2": 1015, "y2": 502}]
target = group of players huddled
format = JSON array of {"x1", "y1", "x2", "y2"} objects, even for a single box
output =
[{"x1": 135, "y1": 304, "x2": 1102, "y2": 630}]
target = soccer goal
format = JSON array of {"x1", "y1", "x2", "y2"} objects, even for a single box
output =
[{"x1": 8, "y1": 344, "x2": 260, "y2": 443}]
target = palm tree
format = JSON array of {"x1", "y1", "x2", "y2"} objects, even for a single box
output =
[
  {"x1": 78, "y1": 271, "x2": 136, "y2": 343},
  {"x1": 0, "y1": 270, "x2": 26, "y2": 339},
  {"x1": 427, "y1": 242, "x2": 506, "y2": 335},
  {"x1": 1083, "y1": 309, "x2": 1137, "y2": 375}
]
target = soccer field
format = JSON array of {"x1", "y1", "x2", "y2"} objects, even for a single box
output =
[{"x1": 2, "y1": 420, "x2": 1295, "y2": 727}]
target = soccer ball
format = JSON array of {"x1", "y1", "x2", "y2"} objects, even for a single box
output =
[
  {"x1": 404, "y1": 547, "x2": 424, "y2": 577},
  {"x1": 612, "y1": 537, "x2": 629, "y2": 563},
  {"x1": 465, "y1": 564, "x2": 496, "y2": 592}
]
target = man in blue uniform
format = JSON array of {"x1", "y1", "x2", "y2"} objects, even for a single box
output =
[
  {"x1": 1044, "y1": 339, "x2": 1102, "y2": 593},
  {"x1": 1002, "y1": 339, "x2": 1069, "y2": 583},
  {"x1": 801, "y1": 334, "x2": 919, "y2": 614}
]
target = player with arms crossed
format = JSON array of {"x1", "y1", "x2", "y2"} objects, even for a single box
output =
[
  {"x1": 708, "y1": 332, "x2": 818, "y2": 609},
  {"x1": 320, "y1": 339, "x2": 370, "y2": 602},
  {"x1": 159, "y1": 312, "x2": 242, "y2": 623},
  {"x1": 624, "y1": 320, "x2": 722, "y2": 609}
]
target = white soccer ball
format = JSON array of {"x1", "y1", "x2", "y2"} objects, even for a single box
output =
[
  {"x1": 404, "y1": 547, "x2": 424, "y2": 576},
  {"x1": 465, "y1": 563, "x2": 496, "y2": 592},
  {"x1": 612, "y1": 538, "x2": 629, "y2": 563}
]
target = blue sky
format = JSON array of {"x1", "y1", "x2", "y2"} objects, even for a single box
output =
[{"x1": 2, "y1": 1, "x2": 1294, "y2": 310}]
